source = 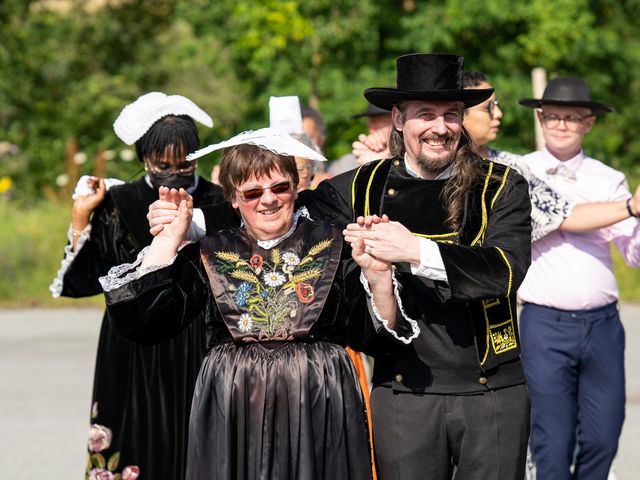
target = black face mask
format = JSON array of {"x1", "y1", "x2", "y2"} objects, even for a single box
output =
[{"x1": 148, "y1": 172, "x2": 195, "y2": 191}]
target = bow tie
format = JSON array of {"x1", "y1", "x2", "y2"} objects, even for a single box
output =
[{"x1": 546, "y1": 164, "x2": 577, "y2": 182}]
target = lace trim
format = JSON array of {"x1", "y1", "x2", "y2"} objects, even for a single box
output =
[
  {"x1": 98, "y1": 246, "x2": 177, "y2": 292},
  {"x1": 240, "y1": 206, "x2": 311, "y2": 250},
  {"x1": 49, "y1": 224, "x2": 92, "y2": 298},
  {"x1": 359, "y1": 269, "x2": 420, "y2": 344}
]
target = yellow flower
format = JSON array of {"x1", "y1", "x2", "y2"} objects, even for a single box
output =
[{"x1": 0, "y1": 176, "x2": 12, "y2": 194}]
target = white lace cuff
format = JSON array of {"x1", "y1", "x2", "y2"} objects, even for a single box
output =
[
  {"x1": 49, "y1": 224, "x2": 92, "y2": 298},
  {"x1": 98, "y1": 246, "x2": 177, "y2": 292},
  {"x1": 359, "y1": 269, "x2": 420, "y2": 344}
]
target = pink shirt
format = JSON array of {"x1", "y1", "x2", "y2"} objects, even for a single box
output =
[{"x1": 518, "y1": 147, "x2": 640, "y2": 310}]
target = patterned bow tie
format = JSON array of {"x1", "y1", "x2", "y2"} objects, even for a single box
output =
[{"x1": 546, "y1": 165, "x2": 577, "y2": 182}]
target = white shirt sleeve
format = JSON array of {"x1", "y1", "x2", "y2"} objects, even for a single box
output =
[
  {"x1": 186, "y1": 208, "x2": 207, "y2": 241},
  {"x1": 409, "y1": 237, "x2": 448, "y2": 282}
]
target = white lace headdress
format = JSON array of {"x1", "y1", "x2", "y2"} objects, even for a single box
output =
[
  {"x1": 186, "y1": 127, "x2": 327, "y2": 162},
  {"x1": 113, "y1": 92, "x2": 213, "y2": 145}
]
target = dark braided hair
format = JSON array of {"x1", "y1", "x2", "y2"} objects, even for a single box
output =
[{"x1": 135, "y1": 114, "x2": 200, "y2": 163}]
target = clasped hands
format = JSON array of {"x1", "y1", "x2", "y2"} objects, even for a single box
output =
[{"x1": 146, "y1": 189, "x2": 419, "y2": 272}]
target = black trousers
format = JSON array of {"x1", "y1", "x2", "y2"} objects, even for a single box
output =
[{"x1": 370, "y1": 384, "x2": 530, "y2": 480}]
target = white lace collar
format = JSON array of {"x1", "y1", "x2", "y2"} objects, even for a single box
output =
[{"x1": 240, "y1": 206, "x2": 311, "y2": 250}]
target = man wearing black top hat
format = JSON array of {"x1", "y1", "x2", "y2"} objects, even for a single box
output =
[
  {"x1": 311, "y1": 53, "x2": 533, "y2": 479},
  {"x1": 150, "y1": 53, "x2": 534, "y2": 479},
  {"x1": 517, "y1": 77, "x2": 640, "y2": 480}
]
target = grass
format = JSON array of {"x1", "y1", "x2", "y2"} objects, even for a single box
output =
[
  {"x1": 0, "y1": 199, "x2": 103, "y2": 308},
  {"x1": 0, "y1": 199, "x2": 639, "y2": 306}
]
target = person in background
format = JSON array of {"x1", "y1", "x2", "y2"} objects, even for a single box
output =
[
  {"x1": 516, "y1": 76, "x2": 640, "y2": 480},
  {"x1": 328, "y1": 103, "x2": 392, "y2": 176},
  {"x1": 49, "y1": 92, "x2": 224, "y2": 480},
  {"x1": 463, "y1": 70, "x2": 640, "y2": 242}
]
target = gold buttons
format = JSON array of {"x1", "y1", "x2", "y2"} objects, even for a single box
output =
[
  {"x1": 393, "y1": 159, "x2": 401, "y2": 167},
  {"x1": 478, "y1": 376, "x2": 488, "y2": 385},
  {"x1": 387, "y1": 188, "x2": 397, "y2": 197},
  {"x1": 394, "y1": 374, "x2": 403, "y2": 383}
]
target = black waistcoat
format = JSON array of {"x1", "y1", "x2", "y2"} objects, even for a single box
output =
[{"x1": 350, "y1": 158, "x2": 526, "y2": 394}]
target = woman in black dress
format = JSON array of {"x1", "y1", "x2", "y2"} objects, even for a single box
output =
[
  {"x1": 50, "y1": 92, "x2": 224, "y2": 479},
  {"x1": 100, "y1": 130, "x2": 418, "y2": 479}
]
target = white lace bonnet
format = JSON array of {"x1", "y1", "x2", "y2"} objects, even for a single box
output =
[
  {"x1": 186, "y1": 96, "x2": 326, "y2": 163},
  {"x1": 113, "y1": 92, "x2": 213, "y2": 145}
]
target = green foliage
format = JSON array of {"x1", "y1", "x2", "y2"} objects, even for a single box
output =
[{"x1": 2, "y1": 0, "x2": 640, "y2": 303}]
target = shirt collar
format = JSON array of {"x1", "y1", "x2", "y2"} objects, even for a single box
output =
[
  {"x1": 403, "y1": 154, "x2": 453, "y2": 180},
  {"x1": 542, "y1": 146, "x2": 584, "y2": 173}
]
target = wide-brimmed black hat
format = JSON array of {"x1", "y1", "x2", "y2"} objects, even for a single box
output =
[
  {"x1": 364, "y1": 53, "x2": 493, "y2": 110},
  {"x1": 351, "y1": 102, "x2": 390, "y2": 119},
  {"x1": 519, "y1": 77, "x2": 613, "y2": 115}
]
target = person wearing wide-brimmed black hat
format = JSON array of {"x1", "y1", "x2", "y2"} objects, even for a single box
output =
[
  {"x1": 151, "y1": 53, "x2": 533, "y2": 480},
  {"x1": 331, "y1": 52, "x2": 533, "y2": 479},
  {"x1": 516, "y1": 76, "x2": 639, "y2": 480}
]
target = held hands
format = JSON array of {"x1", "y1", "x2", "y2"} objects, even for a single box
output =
[
  {"x1": 147, "y1": 186, "x2": 183, "y2": 236},
  {"x1": 352, "y1": 127, "x2": 392, "y2": 166},
  {"x1": 154, "y1": 187, "x2": 193, "y2": 244},
  {"x1": 343, "y1": 215, "x2": 420, "y2": 265},
  {"x1": 72, "y1": 177, "x2": 106, "y2": 223}
]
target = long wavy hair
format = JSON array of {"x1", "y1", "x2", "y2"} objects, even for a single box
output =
[{"x1": 389, "y1": 103, "x2": 486, "y2": 231}]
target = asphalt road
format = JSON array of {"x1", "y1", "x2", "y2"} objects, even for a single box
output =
[{"x1": 0, "y1": 306, "x2": 639, "y2": 479}]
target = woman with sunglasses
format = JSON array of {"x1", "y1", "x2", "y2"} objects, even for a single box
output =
[
  {"x1": 99, "y1": 129, "x2": 414, "y2": 479},
  {"x1": 49, "y1": 92, "x2": 224, "y2": 479},
  {"x1": 463, "y1": 71, "x2": 640, "y2": 242}
]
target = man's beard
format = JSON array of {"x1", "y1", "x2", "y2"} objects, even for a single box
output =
[{"x1": 414, "y1": 132, "x2": 457, "y2": 176}]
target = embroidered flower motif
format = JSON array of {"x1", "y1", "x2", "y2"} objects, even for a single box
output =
[
  {"x1": 263, "y1": 271, "x2": 286, "y2": 287},
  {"x1": 238, "y1": 313, "x2": 253, "y2": 333},
  {"x1": 88, "y1": 468, "x2": 114, "y2": 480},
  {"x1": 214, "y1": 237, "x2": 332, "y2": 339},
  {"x1": 122, "y1": 466, "x2": 141, "y2": 480},
  {"x1": 88, "y1": 424, "x2": 112, "y2": 453},
  {"x1": 249, "y1": 254, "x2": 264, "y2": 273},
  {"x1": 282, "y1": 252, "x2": 300, "y2": 266},
  {"x1": 235, "y1": 282, "x2": 251, "y2": 307},
  {"x1": 295, "y1": 283, "x2": 315, "y2": 303}
]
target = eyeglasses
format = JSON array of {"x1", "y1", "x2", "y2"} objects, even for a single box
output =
[
  {"x1": 482, "y1": 99, "x2": 501, "y2": 119},
  {"x1": 146, "y1": 162, "x2": 196, "y2": 175},
  {"x1": 236, "y1": 180, "x2": 293, "y2": 200},
  {"x1": 539, "y1": 113, "x2": 592, "y2": 131}
]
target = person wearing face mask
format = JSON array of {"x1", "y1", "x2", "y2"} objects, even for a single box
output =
[{"x1": 49, "y1": 92, "x2": 223, "y2": 480}]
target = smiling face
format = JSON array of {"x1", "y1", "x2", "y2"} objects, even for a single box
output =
[
  {"x1": 463, "y1": 81, "x2": 503, "y2": 147},
  {"x1": 392, "y1": 100, "x2": 463, "y2": 179},
  {"x1": 230, "y1": 168, "x2": 298, "y2": 241},
  {"x1": 537, "y1": 104, "x2": 595, "y2": 161}
]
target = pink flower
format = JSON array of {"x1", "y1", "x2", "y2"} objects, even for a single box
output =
[
  {"x1": 249, "y1": 254, "x2": 264, "y2": 273},
  {"x1": 122, "y1": 466, "x2": 140, "y2": 480},
  {"x1": 88, "y1": 469, "x2": 114, "y2": 480},
  {"x1": 87, "y1": 424, "x2": 112, "y2": 453}
]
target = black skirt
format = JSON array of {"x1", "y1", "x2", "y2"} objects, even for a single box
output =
[{"x1": 186, "y1": 340, "x2": 372, "y2": 480}]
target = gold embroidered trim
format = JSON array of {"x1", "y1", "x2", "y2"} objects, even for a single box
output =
[
  {"x1": 471, "y1": 162, "x2": 494, "y2": 246},
  {"x1": 350, "y1": 163, "x2": 365, "y2": 210},
  {"x1": 490, "y1": 166, "x2": 510, "y2": 211},
  {"x1": 494, "y1": 246, "x2": 513, "y2": 297},
  {"x1": 364, "y1": 159, "x2": 387, "y2": 217},
  {"x1": 414, "y1": 231, "x2": 458, "y2": 239}
]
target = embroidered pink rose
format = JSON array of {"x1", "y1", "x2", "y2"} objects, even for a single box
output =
[
  {"x1": 249, "y1": 254, "x2": 264, "y2": 273},
  {"x1": 88, "y1": 468, "x2": 115, "y2": 480},
  {"x1": 295, "y1": 282, "x2": 315, "y2": 303},
  {"x1": 88, "y1": 424, "x2": 112, "y2": 452},
  {"x1": 122, "y1": 465, "x2": 140, "y2": 479}
]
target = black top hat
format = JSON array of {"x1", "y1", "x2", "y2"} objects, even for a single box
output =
[
  {"x1": 351, "y1": 103, "x2": 391, "y2": 119},
  {"x1": 519, "y1": 77, "x2": 613, "y2": 115},
  {"x1": 364, "y1": 53, "x2": 493, "y2": 110}
]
